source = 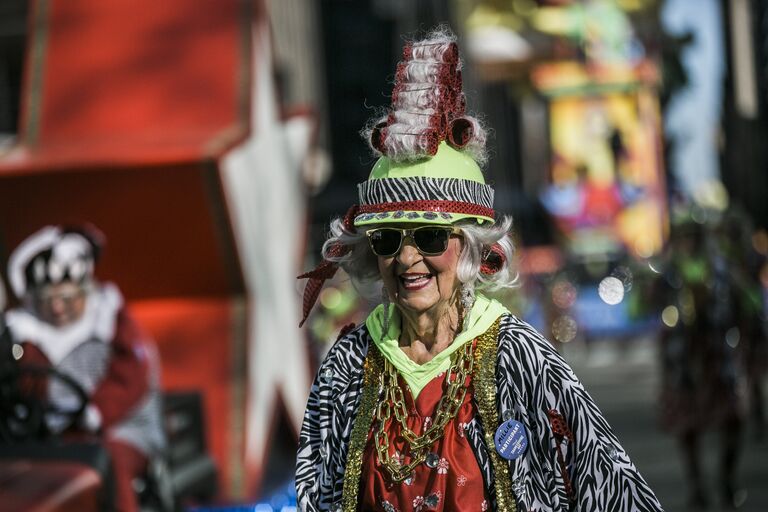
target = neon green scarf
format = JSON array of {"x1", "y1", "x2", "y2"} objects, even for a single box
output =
[{"x1": 365, "y1": 293, "x2": 509, "y2": 398}]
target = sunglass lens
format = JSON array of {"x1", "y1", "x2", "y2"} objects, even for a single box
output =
[
  {"x1": 370, "y1": 229, "x2": 402, "y2": 256},
  {"x1": 413, "y1": 228, "x2": 449, "y2": 254}
]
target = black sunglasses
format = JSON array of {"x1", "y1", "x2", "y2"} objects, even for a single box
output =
[{"x1": 366, "y1": 226, "x2": 460, "y2": 257}]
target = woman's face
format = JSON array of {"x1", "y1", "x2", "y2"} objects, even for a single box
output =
[{"x1": 375, "y1": 224, "x2": 463, "y2": 317}]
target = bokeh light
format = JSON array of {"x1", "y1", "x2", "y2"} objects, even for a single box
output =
[
  {"x1": 661, "y1": 305, "x2": 679, "y2": 328},
  {"x1": 691, "y1": 205, "x2": 707, "y2": 224},
  {"x1": 11, "y1": 344, "x2": 24, "y2": 360},
  {"x1": 633, "y1": 237, "x2": 655, "y2": 259},
  {"x1": 598, "y1": 276, "x2": 625, "y2": 305},
  {"x1": 725, "y1": 327, "x2": 740, "y2": 348},
  {"x1": 319, "y1": 286, "x2": 342, "y2": 310},
  {"x1": 551, "y1": 279, "x2": 577, "y2": 309},
  {"x1": 552, "y1": 315, "x2": 578, "y2": 343},
  {"x1": 693, "y1": 179, "x2": 730, "y2": 212}
]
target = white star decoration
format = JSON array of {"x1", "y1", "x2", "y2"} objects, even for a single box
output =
[{"x1": 221, "y1": 21, "x2": 313, "y2": 488}]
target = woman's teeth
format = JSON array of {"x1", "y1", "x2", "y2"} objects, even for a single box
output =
[{"x1": 400, "y1": 274, "x2": 432, "y2": 290}]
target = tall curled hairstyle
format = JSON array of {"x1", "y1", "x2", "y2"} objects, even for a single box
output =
[
  {"x1": 360, "y1": 27, "x2": 489, "y2": 166},
  {"x1": 321, "y1": 216, "x2": 518, "y2": 300}
]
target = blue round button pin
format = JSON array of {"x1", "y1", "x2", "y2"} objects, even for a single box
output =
[{"x1": 494, "y1": 419, "x2": 528, "y2": 460}]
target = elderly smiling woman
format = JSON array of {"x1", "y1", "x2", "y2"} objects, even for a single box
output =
[{"x1": 296, "y1": 29, "x2": 662, "y2": 512}]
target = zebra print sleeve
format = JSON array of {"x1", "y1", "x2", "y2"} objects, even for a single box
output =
[
  {"x1": 501, "y1": 316, "x2": 664, "y2": 511},
  {"x1": 296, "y1": 325, "x2": 371, "y2": 511}
]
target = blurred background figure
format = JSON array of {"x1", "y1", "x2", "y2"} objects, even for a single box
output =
[
  {"x1": 716, "y1": 209, "x2": 768, "y2": 445},
  {"x1": 4, "y1": 225, "x2": 165, "y2": 512},
  {"x1": 653, "y1": 202, "x2": 768, "y2": 510},
  {"x1": 655, "y1": 214, "x2": 742, "y2": 510}
]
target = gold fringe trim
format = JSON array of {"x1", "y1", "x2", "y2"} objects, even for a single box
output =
[
  {"x1": 341, "y1": 345, "x2": 383, "y2": 511},
  {"x1": 474, "y1": 318, "x2": 517, "y2": 511}
]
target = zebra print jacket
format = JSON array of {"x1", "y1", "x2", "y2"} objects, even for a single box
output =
[{"x1": 296, "y1": 313, "x2": 664, "y2": 511}]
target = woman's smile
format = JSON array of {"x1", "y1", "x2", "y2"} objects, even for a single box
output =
[
  {"x1": 399, "y1": 272, "x2": 433, "y2": 291},
  {"x1": 377, "y1": 233, "x2": 463, "y2": 316}
]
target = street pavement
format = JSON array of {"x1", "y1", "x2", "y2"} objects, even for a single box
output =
[{"x1": 563, "y1": 336, "x2": 768, "y2": 512}]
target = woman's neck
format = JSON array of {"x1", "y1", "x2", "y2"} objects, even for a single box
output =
[{"x1": 398, "y1": 302, "x2": 461, "y2": 365}]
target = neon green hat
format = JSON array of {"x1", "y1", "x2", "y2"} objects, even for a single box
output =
[{"x1": 354, "y1": 142, "x2": 495, "y2": 227}]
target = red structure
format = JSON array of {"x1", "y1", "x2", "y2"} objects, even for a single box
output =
[{"x1": 0, "y1": 0, "x2": 314, "y2": 500}]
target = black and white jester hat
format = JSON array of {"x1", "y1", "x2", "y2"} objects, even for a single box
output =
[{"x1": 7, "y1": 225, "x2": 105, "y2": 299}]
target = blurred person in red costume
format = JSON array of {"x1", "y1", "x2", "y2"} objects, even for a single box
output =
[{"x1": 4, "y1": 225, "x2": 165, "y2": 512}]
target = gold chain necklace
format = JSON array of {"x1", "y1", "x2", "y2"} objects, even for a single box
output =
[
  {"x1": 341, "y1": 318, "x2": 516, "y2": 512},
  {"x1": 373, "y1": 341, "x2": 475, "y2": 482}
]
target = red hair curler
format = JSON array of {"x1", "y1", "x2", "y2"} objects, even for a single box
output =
[
  {"x1": 370, "y1": 121, "x2": 388, "y2": 154},
  {"x1": 447, "y1": 117, "x2": 474, "y2": 149},
  {"x1": 480, "y1": 243, "x2": 506, "y2": 275}
]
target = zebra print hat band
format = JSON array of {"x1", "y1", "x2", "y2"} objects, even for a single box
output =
[
  {"x1": 354, "y1": 176, "x2": 495, "y2": 226},
  {"x1": 358, "y1": 176, "x2": 493, "y2": 208}
]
